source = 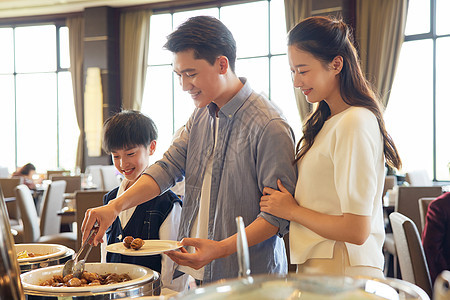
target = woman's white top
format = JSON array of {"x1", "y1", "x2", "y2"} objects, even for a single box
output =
[{"x1": 290, "y1": 106, "x2": 386, "y2": 269}]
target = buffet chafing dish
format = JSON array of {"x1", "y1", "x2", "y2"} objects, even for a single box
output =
[
  {"x1": 174, "y1": 273, "x2": 430, "y2": 300},
  {"x1": 0, "y1": 186, "x2": 25, "y2": 300},
  {"x1": 173, "y1": 217, "x2": 431, "y2": 300},
  {"x1": 21, "y1": 262, "x2": 161, "y2": 300},
  {"x1": 16, "y1": 243, "x2": 75, "y2": 274}
]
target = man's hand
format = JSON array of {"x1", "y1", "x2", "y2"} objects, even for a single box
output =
[{"x1": 165, "y1": 238, "x2": 228, "y2": 270}]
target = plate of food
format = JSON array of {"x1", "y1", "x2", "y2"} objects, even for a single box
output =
[
  {"x1": 106, "y1": 237, "x2": 182, "y2": 256},
  {"x1": 15, "y1": 244, "x2": 69, "y2": 263}
]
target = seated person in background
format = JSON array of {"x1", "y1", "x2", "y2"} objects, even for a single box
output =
[
  {"x1": 422, "y1": 192, "x2": 450, "y2": 284},
  {"x1": 100, "y1": 110, "x2": 186, "y2": 291},
  {"x1": 12, "y1": 163, "x2": 38, "y2": 190}
]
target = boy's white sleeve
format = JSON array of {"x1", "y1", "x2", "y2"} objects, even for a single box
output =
[{"x1": 100, "y1": 233, "x2": 107, "y2": 263}]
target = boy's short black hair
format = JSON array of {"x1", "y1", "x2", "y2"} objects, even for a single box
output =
[
  {"x1": 164, "y1": 15, "x2": 237, "y2": 72},
  {"x1": 102, "y1": 110, "x2": 158, "y2": 154}
]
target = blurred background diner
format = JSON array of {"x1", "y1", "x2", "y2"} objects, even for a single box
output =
[
  {"x1": 11, "y1": 163, "x2": 40, "y2": 190},
  {"x1": 0, "y1": 0, "x2": 450, "y2": 299}
]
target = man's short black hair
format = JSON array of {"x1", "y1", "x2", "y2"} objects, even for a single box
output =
[
  {"x1": 102, "y1": 110, "x2": 158, "y2": 154},
  {"x1": 164, "y1": 16, "x2": 237, "y2": 72}
]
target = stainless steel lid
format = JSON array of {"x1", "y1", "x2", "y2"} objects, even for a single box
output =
[
  {"x1": 0, "y1": 186, "x2": 25, "y2": 300},
  {"x1": 175, "y1": 273, "x2": 430, "y2": 300},
  {"x1": 175, "y1": 216, "x2": 429, "y2": 300}
]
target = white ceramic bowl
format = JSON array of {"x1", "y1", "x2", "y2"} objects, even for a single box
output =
[
  {"x1": 15, "y1": 243, "x2": 69, "y2": 263},
  {"x1": 20, "y1": 262, "x2": 157, "y2": 293}
]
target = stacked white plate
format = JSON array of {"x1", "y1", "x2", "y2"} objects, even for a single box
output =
[
  {"x1": 14, "y1": 243, "x2": 74, "y2": 273},
  {"x1": 15, "y1": 243, "x2": 68, "y2": 263}
]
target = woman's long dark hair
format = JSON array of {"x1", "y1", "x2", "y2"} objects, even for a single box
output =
[{"x1": 290, "y1": 16, "x2": 401, "y2": 170}]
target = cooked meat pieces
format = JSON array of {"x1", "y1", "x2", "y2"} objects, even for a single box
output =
[
  {"x1": 123, "y1": 236, "x2": 134, "y2": 248},
  {"x1": 82, "y1": 271, "x2": 100, "y2": 282},
  {"x1": 130, "y1": 238, "x2": 145, "y2": 250},
  {"x1": 67, "y1": 278, "x2": 82, "y2": 287},
  {"x1": 63, "y1": 274, "x2": 74, "y2": 283},
  {"x1": 122, "y1": 236, "x2": 145, "y2": 250},
  {"x1": 39, "y1": 272, "x2": 132, "y2": 287},
  {"x1": 89, "y1": 280, "x2": 101, "y2": 286},
  {"x1": 104, "y1": 273, "x2": 121, "y2": 284}
]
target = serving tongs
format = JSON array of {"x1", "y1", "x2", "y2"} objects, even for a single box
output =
[{"x1": 62, "y1": 222, "x2": 99, "y2": 278}]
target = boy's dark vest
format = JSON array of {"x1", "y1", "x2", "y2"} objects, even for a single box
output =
[{"x1": 103, "y1": 188, "x2": 182, "y2": 273}]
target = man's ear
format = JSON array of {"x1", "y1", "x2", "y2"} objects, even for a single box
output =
[
  {"x1": 217, "y1": 56, "x2": 229, "y2": 74},
  {"x1": 148, "y1": 140, "x2": 157, "y2": 156}
]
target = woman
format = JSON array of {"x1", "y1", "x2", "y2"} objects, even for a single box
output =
[
  {"x1": 12, "y1": 163, "x2": 37, "y2": 190},
  {"x1": 260, "y1": 16, "x2": 401, "y2": 278}
]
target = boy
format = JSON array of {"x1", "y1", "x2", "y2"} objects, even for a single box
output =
[
  {"x1": 83, "y1": 16, "x2": 297, "y2": 284},
  {"x1": 100, "y1": 110, "x2": 186, "y2": 291}
]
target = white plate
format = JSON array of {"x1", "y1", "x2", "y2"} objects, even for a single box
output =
[
  {"x1": 106, "y1": 240, "x2": 182, "y2": 256},
  {"x1": 15, "y1": 244, "x2": 69, "y2": 263},
  {"x1": 20, "y1": 263, "x2": 157, "y2": 293}
]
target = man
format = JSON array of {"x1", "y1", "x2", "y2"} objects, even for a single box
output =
[
  {"x1": 422, "y1": 192, "x2": 450, "y2": 284},
  {"x1": 82, "y1": 16, "x2": 297, "y2": 284}
]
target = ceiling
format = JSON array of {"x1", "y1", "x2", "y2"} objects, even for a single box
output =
[{"x1": 0, "y1": 0, "x2": 174, "y2": 18}]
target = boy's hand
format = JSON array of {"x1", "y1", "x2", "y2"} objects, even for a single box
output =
[{"x1": 81, "y1": 204, "x2": 117, "y2": 245}]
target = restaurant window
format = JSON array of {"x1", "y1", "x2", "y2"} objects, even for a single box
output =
[
  {"x1": 385, "y1": 0, "x2": 450, "y2": 181},
  {"x1": 0, "y1": 24, "x2": 78, "y2": 174},
  {"x1": 141, "y1": 0, "x2": 300, "y2": 163}
]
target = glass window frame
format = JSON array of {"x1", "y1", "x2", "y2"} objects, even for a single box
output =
[
  {"x1": 143, "y1": 0, "x2": 300, "y2": 162},
  {"x1": 394, "y1": 0, "x2": 450, "y2": 181},
  {"x1": 0, "y1": 21, "x2": 71, "y2": 173}
]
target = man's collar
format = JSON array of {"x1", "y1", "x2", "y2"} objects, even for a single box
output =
[{"x1": 207, "y1": 77, "x2": 251, "y2": 119}]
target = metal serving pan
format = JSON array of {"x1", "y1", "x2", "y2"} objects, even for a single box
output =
[
  {"x1": 21, "y1": 262, "x2": 161, "y2": 300},
  {"x1": 18, "y1": 248, "x2": 75, "y2": 274}
]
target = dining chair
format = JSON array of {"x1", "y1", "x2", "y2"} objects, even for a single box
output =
[
  {"x1": 383, "y1": 175, "x2": 398, "y2": 200},
  {"x1": 384, "y1": 186, "x2": 442, "y2": 278},
  {"x1": 85, "y1": 165, "x2": 103, "y2": 190},
  {"x1": 100, "y1": 165, "x2": 121, "y2": 190},
  {"x1": 75, "y1": 190, "x2": 107, "y2": 261},
  {"x1": 48, "y1": 175, "x2": 82, "y2": 232},
  {"x1": 418, "y1": 197, "x2": 436, "y2": 235},
  {"x1": 396, "y1": 186, "x2": 442, "y2": 231},
  {"x1": 0, "y1": 177, "x2": 23, "y2": 226},
  {"x1": 14, "y1": 184, "x2": 76, "y2": 250},
  {"x1": 405, "y1": 170, "x2": 433, "y2": 186},
  {"x1": 0, "y1": 166, "x2": 9, "y2": 178},
  {"x1": 49, "y1": 175, "x2": 82, "y2": 196},
  {"x1": 39, "y1": 180, "x2": 67, "y2": 235},
  {"x1": 46, "y1": 169, "x2": 70, "y2": 180},
  {"x1": 389, "y1": 212, "x2": 433, "y2": 297}
]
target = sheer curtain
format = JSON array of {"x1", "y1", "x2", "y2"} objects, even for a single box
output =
[
  {"x1": 66, "y1": 16, "x2": 85, "y2": 172},
  {"x1": 355, "y1": 0, "x2": 408, "y2": 108},
  {"x1": 284, "y1": 0, "x2": 312, "y2": 122},
  {"x1": 120, "y1": 9, "x2": 152, "y2": 111}
]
